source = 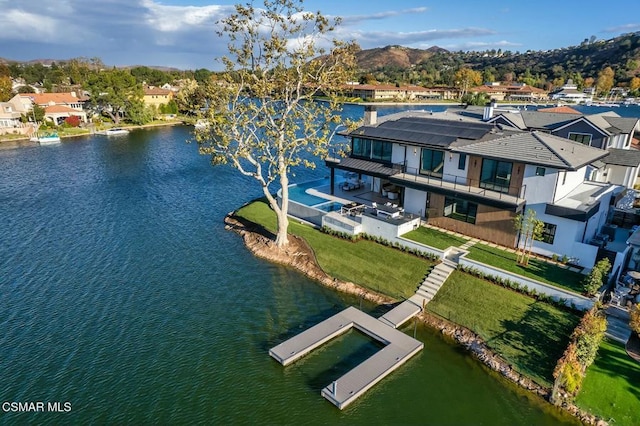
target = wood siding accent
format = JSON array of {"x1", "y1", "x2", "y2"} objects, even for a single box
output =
[
  {"x1": 427, "y1": 193, "x2": 517, "y2": 247},
  {"x1": 466, "y1": 156, "x2": 523, "y2": 197},
  {"x1": 509, "y1": 162, "x2": 525, "y2": 197}
]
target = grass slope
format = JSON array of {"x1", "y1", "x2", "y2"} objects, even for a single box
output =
[
  {"x1": 466, "y1": 243, "x2": 585, "y2": 293},
  {"x1": 576, "y1": 339, "x2": 640, "y2": 425},
  {"x1": 402, "y1": 226, "x2": 468, "y2": 249},
  {"x1": 426, "y1": 270, "x2": 580, "y2": 386},
  {"x1": 236, "y1": 200, "x2": 431, "y2": 299}
]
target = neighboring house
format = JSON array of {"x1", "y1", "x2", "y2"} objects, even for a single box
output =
[
  {"x1": 549, "y1": 80, "x2": 593, "y2": 104},
  {"x1": 591, "y1": 148, "x2": 640, "y2": 188},
  {"x1": 143, "y1": 86, "x2": 174, "y2": 108},
  {"x1": 0, "y1": 101, "x2": 34, "y2": 136},
  {"x1": 484, "y1": 106, "x2": 640, "y2": 188},
  {"x1": 343, "y1": 84, "x2": 461, "y2": 101},
  {"x1": 326, "y1": 108, "x2": 619, "y2": 269},
  {"x1": 469, "y1": 82, "x2": 548, "y2": 102},
  {"x1": 0, "y1": 102, "x2": 22, "y2": 128},
  {"x1": 14, "y1": 92, "x2": 88, "y2": 124}
]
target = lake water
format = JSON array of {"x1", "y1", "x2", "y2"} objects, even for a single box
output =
[{"x1": 0, "y1": 111, "x2": 588, "y2": 424}]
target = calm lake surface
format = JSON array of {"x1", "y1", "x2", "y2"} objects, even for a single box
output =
[{"x1": 0, "y1": 104, "x2": 594, "y2": 424}]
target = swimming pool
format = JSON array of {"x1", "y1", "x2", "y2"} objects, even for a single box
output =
[
  {"x1": 314, "y1": 201, "x2": 343, "y2": 212},
  {"x1": 288, "y1": 178, "x2": 333, "y2": 206}
]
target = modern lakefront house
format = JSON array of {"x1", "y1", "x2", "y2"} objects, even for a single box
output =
[{"x1": 323, "y1": 106, "x2": 630, "y2": 272}]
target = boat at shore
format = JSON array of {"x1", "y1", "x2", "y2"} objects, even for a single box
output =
[
  {"x1": 30, "y1": 132, "x2": 61, "y2": 145},
  {"x1": 98, "y1": 128, "x2": 130, "y2": 136}
]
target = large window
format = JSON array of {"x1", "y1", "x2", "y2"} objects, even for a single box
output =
[
  {"x1": 538, "y1": 222, "x2": 557, "y2": 244},
  {"x1": 480, "y1": 159, "x2": 513, "y2": 193},
  {"x1": 371, "y1": 140, "x2": 392, "y2": 162},
  {"x1": 444, "y1": 197, "x2": 477, "y2": 224},
  {"x1": 420, "y1": 149, "x2": 445, "y2": 177},
  {"x1": 351, "y1": 138, "x2": 391, "y2": 163},
  {"x1": 352, "y1": 137, "x2": 371, "y2": 158},
  {"x1": 568, "y1": 132, "x2": 592, "y2": 145}
]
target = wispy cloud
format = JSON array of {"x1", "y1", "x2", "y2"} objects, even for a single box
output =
[
  {"x1": 343, "y1": 28, "x2": 497, "y2": 49},
  {"x1": 340, "y1": 7, "x2": 428, "y2": 24},
  {"x1": 602, "y1": 23, "x2": 640, "y2": 33}
]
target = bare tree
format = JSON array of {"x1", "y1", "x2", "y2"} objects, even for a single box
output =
[{"x1": 196, "y1": 0, "x2": 356, "y2": 248}]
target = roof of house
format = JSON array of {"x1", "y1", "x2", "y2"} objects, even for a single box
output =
[
  {"x1": 602, "y1": 116, "x2": 639, "y2": 135},
  {"x1": 144, "y1": 87, "x2": 172, "y2": 96},
  {"x1": 44, "y1": 105, "x2": 83, "y2": 114},
  {"x1": 538, "y1": 106, "x2": 581, "y2": 114},
  {"x1": 19, "y1": 92, "x2": 80, "y2": 105},
  {"x1": 349, "y1": 113, "x2": 497, "y2": 147},
  {"x1": 454, "y1": 131, "x2": 609, "y2": 170},
  {"x1": 602, "y1": 148, "x2": 640, "y2": 167}
]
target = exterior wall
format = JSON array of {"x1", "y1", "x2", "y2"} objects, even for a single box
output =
[
  {"x1": 428, "y1": 193, "x2": 517, "y2": 247},
  {"x1": 608, "y1": 134, "x2": 629, "y2": 149},
  {"x1": 443, "y1": 152, "x2": 468, "y2": 182},
  {"x1": 527, "y1": 188, "x2": 613, "y2": 270},
  {"x1": 552, "y1": 121, "x2": 607, "y2": 149},
  {"x1": 391, "y1": 144, "x2": 406, "y2": 165},
  {"x1": 606, "y1": 164, "x2": 637, "y2": 187},
  {"x1": 553, "y1": 167, "x2": 588, "y2": 202},
  {"x1": 404, "y1": 144, "x2": 422, "y2": 174},
  {"x1": 403, "y1": 187, "x2": 428, "y2": 217},
  {"x1": 522, "y1": 164, "x2": 558, "y2": 204}
]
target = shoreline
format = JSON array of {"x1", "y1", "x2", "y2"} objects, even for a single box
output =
[
  {"x1": 224, "y1": 211, "x2": 604, "y2": 425},
  {"x1": 0, "y1": 120, "x2": 187, "y2": 148}
]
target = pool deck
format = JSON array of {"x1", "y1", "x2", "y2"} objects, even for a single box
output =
[{"x1": 269, "y1": 306, "x2": 423, "y2": 409}]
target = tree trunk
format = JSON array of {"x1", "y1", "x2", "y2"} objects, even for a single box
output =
[{"x1": 275, "y1": 170, "x2": 290, "y2": 248}]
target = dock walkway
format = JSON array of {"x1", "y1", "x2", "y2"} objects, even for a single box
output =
[{"x1": 270, "y1": 306, "x2": 423, "y2": 409}]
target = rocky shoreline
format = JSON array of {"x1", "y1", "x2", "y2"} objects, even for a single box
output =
[{"x1": 224, "y1": 212, "x2": 605, "y2": 425}]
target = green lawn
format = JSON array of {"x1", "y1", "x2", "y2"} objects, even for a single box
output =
[
  {"x1": 403, "y1": 226, "x2": 468, "y2": 250},
  {"x1": 236, "y1": 200, "x2": 432, "y2": 299},
  {"x1": 426, "y1": 270, "x2": 581, "y2": 386},
  {"x1": 575, "y1": 339, "x2": 640, "y2": 425},
  {"x1": 466, "y1": 243, "x2": 585, "y2": 293}
]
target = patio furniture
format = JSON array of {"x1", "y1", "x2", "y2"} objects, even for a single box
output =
[{"x1": 375, "y1": 203, "x2": 402, "y2": 219}]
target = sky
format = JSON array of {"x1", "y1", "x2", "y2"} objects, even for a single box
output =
[{"x1": 1, "y1": 0, "x2": 639, "y2": 70}]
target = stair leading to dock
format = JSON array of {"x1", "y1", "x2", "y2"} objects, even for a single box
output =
[{"x1": 408, "y1": 261, "x2": 456, "y2": 308}]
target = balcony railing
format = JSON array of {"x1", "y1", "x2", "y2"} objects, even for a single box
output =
[{"x1": 396, "y1": 165, "x2": 526, "y2": 204}]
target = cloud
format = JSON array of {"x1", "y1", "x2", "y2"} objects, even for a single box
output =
[
  {"x1": 443, "y1": 40, "x2": 521, "y2": 52},
  {"x1": 340, "y1": 7, "x2": 428, "y2": 24},
  {"x1": 341, "y1": 28, "x2": 497, "y2": 49},
  {"x1": 601, "y1": 23, "x2": 640, "y2": 33}
]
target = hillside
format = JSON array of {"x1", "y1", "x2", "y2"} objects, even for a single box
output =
[
  {"x1": 355, "y1": 45, "x2": 448, "y2": 70},
  {"x1": 355, "y1": 32, "x2": 640, "y2": 88}
]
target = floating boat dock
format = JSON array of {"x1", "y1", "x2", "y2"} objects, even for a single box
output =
[{"x1": 269, "y1": 305, "x2": 423, "y2": 409}]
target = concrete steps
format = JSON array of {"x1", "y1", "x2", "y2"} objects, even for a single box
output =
[{"x1": 409, "y1": 262, "x2": 456, "y2": 307}]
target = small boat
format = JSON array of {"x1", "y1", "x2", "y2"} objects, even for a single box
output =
[
  {"x1": 30, "y1": 132, "x2": 61, "y2": 145},
  {"x1": 100, "y1": 128, "x2": 130, "y2": 136},
  {"x1": 194, "y1": 120, "x2": 209, "y2": 131}
]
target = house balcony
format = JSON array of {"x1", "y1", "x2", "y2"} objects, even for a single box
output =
[{"x1": 325, "y1": 156, "x2": 526, "y2": 210}]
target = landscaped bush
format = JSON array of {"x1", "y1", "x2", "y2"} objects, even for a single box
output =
[
  {"x1": 631, "y1": 303, "x2": 640, "y2": 336},
  {"x1": 552, "y1": 305, "x2": 607, "y2": 403},
  {"x1": 582, "y1": 258, "x2": 611, "y2": 296},
  {"x1": 64, "y1": 115, "x2": 81, "y2": 127}
]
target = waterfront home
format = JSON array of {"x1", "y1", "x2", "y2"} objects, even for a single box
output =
[
  {"x1": 143, "y1": 86, "x2": 174, "y2": 108},
  {"x1": 342, "y1": 83, "x2": 461, "y2": 101},
  {"x1": 469, "y1": 82, "x2": 549, "y2": 102},
  {"x1": 11, "y1": 92, "x2": 88, "y2": 124},
  {"x1": 325, "y1": 107, "x2": 624, "y2": 270},
  {"x1": 549, "y1": 79, "x2": 593, "y2": 104}
]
